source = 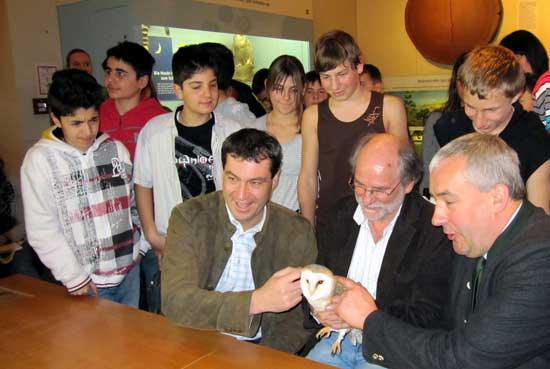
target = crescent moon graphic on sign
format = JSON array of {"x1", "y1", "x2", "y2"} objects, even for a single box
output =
[{"x1": 155, "y1": 43, "x2": 162, "y2": 54}]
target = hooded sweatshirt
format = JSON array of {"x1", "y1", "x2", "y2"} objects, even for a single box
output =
[{"x1": 21, "y1": 128, "x2": 146, "y2": 292}]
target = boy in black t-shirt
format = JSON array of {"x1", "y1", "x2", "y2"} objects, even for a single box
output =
[{"x1": 134, "y1": 45, "x2": 241, "y2": 309}]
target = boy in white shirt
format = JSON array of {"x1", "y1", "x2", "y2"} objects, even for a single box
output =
[
  {"x1": 134, "y1": 44, "x2": 241, "y2": 281},
  {"x1": 21, "y1": 69, "x2": 143, "y2": 306}
]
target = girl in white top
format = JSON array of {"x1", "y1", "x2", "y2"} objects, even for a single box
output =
[{"x1": 254, "y1": 55, "x2": 305, "y2": 211}]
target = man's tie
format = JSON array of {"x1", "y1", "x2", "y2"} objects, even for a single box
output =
[{"x1": 470, "y1": 256, "x2": 486, "y2": 313}]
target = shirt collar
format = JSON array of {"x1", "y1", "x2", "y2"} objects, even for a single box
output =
[
  {"x1": 225, "y1": 204, "x2": 267, "y2": 236},
  {"x1": 353, "y1": 203, "x2": 403, "y2": 239},
  {"x1": 501, "y1": 201, "x2": 522, "y2": 233},
  {"x1": 484, "y1": 201, "x2": 523, "y2": 259}
]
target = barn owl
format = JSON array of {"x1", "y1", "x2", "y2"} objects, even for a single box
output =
[{"x1": 300, "y1": 264, "x2": 362, "y2": 354}]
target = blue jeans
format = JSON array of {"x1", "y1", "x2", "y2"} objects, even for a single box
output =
[
  {"x1": 306, "y1": 333, "x2": 385, "y2": 369},
  {"x1": 140, "y1": 249, "x2": 161, "y2": 313},
  {"x1": 94, "y1": 262, "x2": 140, "y2": 308}
]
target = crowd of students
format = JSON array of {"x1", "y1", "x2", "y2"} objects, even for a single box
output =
[{"x1": 11, "y1": 27, "x2": 550, "y2": 369}]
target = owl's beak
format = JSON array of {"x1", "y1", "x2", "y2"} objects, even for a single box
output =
[{"x1": 308, "y1": 285, "x2": 316, "y2": 297}]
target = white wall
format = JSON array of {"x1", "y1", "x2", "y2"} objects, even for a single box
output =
[{"x1": 1, "y1": 0, "x2": 62, "y2": 178}]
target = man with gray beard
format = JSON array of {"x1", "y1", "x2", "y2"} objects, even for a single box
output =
[{"x1": 303, "y1": 133, "x2": 453, "y2": 369}]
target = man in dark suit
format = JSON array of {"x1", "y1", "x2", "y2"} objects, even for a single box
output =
[
  {"x1": 304, "y1": 133, "x2": 454, "y2": 369},
  {"x1": 335, "y1": 133, "x2": 550, "y2": 369}
]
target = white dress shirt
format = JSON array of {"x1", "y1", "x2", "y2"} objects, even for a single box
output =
[
  {"x1": 215, "y1": 205, "x2": 266, "y2": 340},
  {"x1": 347, "y1": 204, "x2": 402, "y2": 298}
]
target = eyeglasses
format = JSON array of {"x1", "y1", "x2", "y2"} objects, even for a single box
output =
[{"x1": 348, "y1": 177, "x2": 401, "y2": 197}]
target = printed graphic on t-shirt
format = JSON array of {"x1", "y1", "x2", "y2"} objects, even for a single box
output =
[
  {"x1": 364, "y1": 106, "x2": 381, "y2": 126},
  {"x1": 45, "y1": 144, "x2": 135, "y2": 270},
  {"x1": 175, "y1": 136, "x2": 215, "y2": 200}
]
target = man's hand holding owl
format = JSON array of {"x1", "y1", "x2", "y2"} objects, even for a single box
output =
[
  {"x1": 313, "y1": 298, "x2": 350, "y2": 330},
  {"x1": 334, "y1": 276, "x2": 378, "y2": 329}
]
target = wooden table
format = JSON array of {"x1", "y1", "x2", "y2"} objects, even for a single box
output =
[{"x1": 0, "y1": 275, "x2": 332, "y2": 369}]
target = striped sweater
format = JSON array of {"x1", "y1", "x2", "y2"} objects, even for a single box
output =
[{"x1": 533, "y1": 70, "x2": 550, "y2": 132}]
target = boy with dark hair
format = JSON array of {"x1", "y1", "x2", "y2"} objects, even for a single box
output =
[
  {"x1": 360, "y1": 64, "x2": 383, "y2": 92},
  {"x1": 100, "y1": 41, "x2": 165, "y2": 159},
  {"x1": 162, "y1": 128, "x2": 316, "y2": 353},
  {"x1": 303, "y1": 71, "x2": 328, "y2": 107},
  {"x1": 134, "y1": 44, "x2": 241, "y2": 309},
  {"x1": 298, "y1": 30, "x2": 409, "y2": 230},
  {"x1": 21, "y1": 69, "x2": 144, "y2": 306},
  {"x1": 201, "y1": 42, "x2": 255, "y2": 126}
]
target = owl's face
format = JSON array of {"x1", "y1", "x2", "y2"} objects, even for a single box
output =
[{"x1": 300, "y1": 265, "x2": 336, "y2": 304}]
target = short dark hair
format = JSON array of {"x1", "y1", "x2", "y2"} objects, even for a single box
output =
[
  {"x1": 66, "y1": 48, "x2": 90, "y2": 68},
  {"x1": 305, "y1": 70, "x2": 321, "y2": 85},
  {"x1": 48, "y1": 69, "x2": 104, "y2": 119},
  {"x1": 315, "y1": 30, "x2": 362, "y2": 73},
  {"x1": 172, "y1": 44, "x2": 217, "y2": 86},
  {"x1": 202, "y1": 42, "x2": 234, "y2": 91},
  {"x1": 252, "y1": 68, "x2": 269, "y2": 95},
  {"x1": 102, "y1": 41, "x2": 155, "y2": 79},
  {"x1": 222, "y1": 129, "x2": 282, "y2": 178},
  {"x1": 500, "y1": 30, "x2": 549, "y2": 79},
  {"x1": 362, "y1": 64, "x2": 382, "y2": 83}
]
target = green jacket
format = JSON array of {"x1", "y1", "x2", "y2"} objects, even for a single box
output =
[{"x1": 162, "y1": 191, "x2": 317, "y2": 353}]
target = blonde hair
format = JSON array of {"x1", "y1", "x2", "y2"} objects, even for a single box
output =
[{"x1": 458, "y1": 45, "x2": 525, "y2": 99}]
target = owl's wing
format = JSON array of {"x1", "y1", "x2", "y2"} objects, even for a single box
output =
[
  {"x1": 334, "y1": 280, "x2": 346, "y2": 296},
  {"x1": 349, "y1": 328, "x2": 363, "y2": 345}
]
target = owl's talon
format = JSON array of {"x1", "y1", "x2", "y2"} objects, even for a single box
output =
[
  {"x1": 316, "y1": 326, "x2": 332, "y2": 339},
  {"x1": 330, "y1": 341, "x2": 342, "y2": 355}
]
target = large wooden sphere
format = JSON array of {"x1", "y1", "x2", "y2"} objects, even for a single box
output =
[{"x1": 405, "y1": 0, "x2": 502, "y2": 65}]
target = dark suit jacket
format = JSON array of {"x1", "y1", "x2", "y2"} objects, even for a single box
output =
[
  {"x1": 362, "y1": 201, "x2": 550, "y2": 369},
  {"x1": 302, "y1": 192, "x2": 453, "y2": 353}
]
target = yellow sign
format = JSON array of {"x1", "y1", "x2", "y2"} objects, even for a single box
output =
[{"x1": 194, "y1": 0, "x2": 313, "y2": 20}]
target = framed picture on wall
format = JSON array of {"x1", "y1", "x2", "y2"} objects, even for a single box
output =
[{"x1": 37, "y1": 65, "x2": 58, "y2": 96}]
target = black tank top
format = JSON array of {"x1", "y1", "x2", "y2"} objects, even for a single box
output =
[{"x1": 316, "y1": 91, "x2": 385, "y2": 229}]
